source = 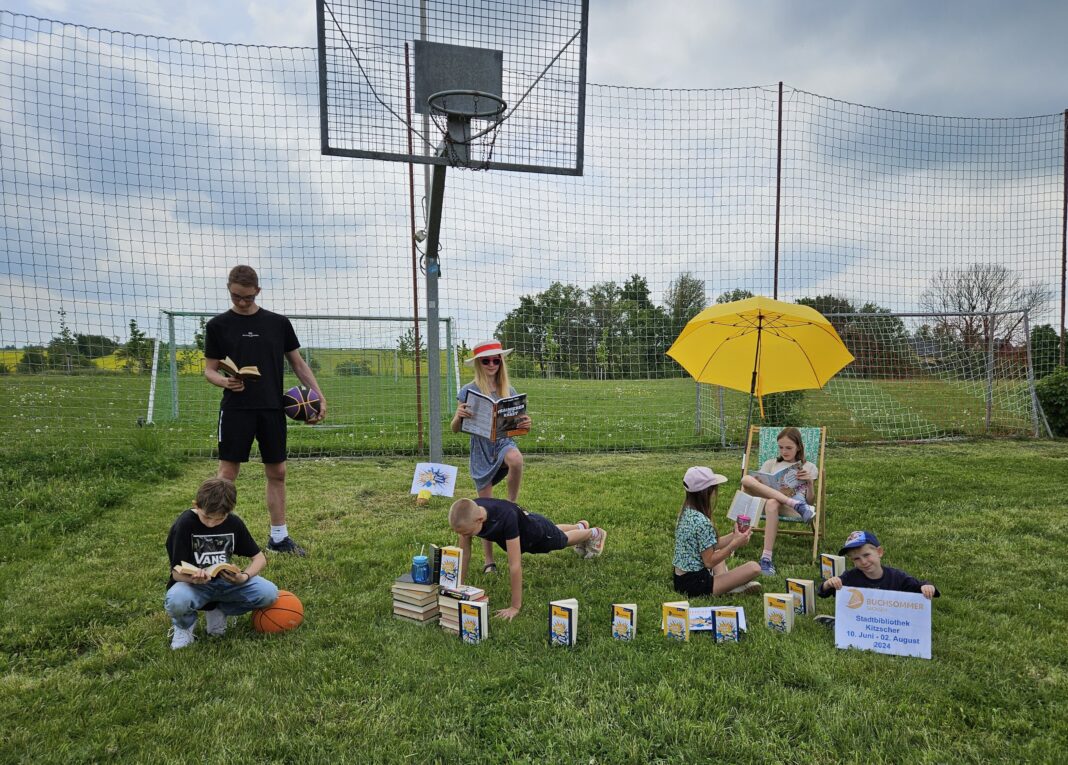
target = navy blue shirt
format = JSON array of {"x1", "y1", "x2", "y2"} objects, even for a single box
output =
[
  {"x1": 474, "y1": 498, "x2": 541, "y2": 550},
  {"x1": 819, "y1": 565, "x2": 939, "y2": 598}
]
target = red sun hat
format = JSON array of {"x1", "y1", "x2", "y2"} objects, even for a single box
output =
[{"x1": 464, "y1": 339, "x2": 514, "y2": 367}]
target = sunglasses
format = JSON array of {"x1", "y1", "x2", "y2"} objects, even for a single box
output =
[{"x1": 479, "y1": 357, "x2": 502, "y2": 366}]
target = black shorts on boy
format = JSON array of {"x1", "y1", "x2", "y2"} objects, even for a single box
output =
[{"x1": 217, "y1": 409, "x2": 287, "y2": 464}]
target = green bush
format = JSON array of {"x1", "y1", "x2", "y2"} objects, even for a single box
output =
[
  {"x1": 1035, "y1": 365, "x2": 1068, "y2": 436},
  {"x1": 760, "y1": 390, "x2": 805, "y2": 427},
  {"x1": 506, "y1": 354, "x2": 538, "y2": 378},
  {"x1": 336, "y1": 359, "x2": 372, "y2": 376}
]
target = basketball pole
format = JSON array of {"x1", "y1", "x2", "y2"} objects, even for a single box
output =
[{"x1": 424, "y1": 162, "x2": 446, "y2": 463}]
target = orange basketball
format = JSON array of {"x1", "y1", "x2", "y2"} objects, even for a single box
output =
[{"x1": 252, "y1": 590, "x2": 304, "y2": 633}]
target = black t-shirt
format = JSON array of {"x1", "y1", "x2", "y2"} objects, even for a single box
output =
[
  {"x1": 818, "y1": 565, "x2": 940, "y2": 598},
  {"x1": 165, "y1": 508, "x2": 260, "y2": 589},
  {"x1": 204, "y1": 308, "x2": 300, "y2": 409},
  {"x1": 474, "y1": 498, "x2": 543, "y2": 550}
]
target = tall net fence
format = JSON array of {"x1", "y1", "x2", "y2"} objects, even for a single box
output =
[{"x1": 1, "y1": 12, "x2": 1063, "y2": 456}]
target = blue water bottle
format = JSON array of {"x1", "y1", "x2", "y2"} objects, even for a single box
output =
[{"x1": 411, "y1": 554, "x2": 431, "y2": 584}]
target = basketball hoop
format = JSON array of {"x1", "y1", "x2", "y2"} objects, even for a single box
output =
[{"x1": 427, "y1": 89, "x2": 507, "y2": 170}]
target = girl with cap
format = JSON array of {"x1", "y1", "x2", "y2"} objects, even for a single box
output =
[
  {"x1": 672, "y1": 466, "x2": 762, "y2": 597},
  {"x1": 451, "y1": 340, "x2": 534, "y2": 573}
]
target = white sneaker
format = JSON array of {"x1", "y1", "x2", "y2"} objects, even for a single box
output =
[
  {"x1": 169, "y1": 625, "x2": 196, "y2": 650},
  {"x1": 727, "y1": 581, "x2": 763, "y2": 595},
  {"x1": 584, "y1": 528, "x2": 607, "y2": 558},
  {"x1": 205, "y1": 608, "x2": 227, "y2": 637},
  {"x1": 573, "y1": 521, "x2": 590, "y2": 557}
]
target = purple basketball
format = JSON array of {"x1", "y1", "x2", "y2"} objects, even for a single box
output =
[{"x1": 283, "y1": 385, "x2": 321, "y2": 421}]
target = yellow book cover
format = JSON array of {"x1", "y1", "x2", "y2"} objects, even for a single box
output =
[
  {"x1": 611, "y1": 604, "x2": 637, "y2": 641},
  {"x1": 459, "y1": 600, "x2": 489, "y2": 644},
  {"x1": 786, "y1": 578, "x2": 816, "y2": 616},
  {"x1": 439, "y1": 546, "x2": 463, "y2": 588},
  {"x1": 820, "y1": 553, "x2": 846, "y2": 582},
  {"x1": 661, "y1": 601, "x2": 690, "y2": 642},
  {"x1": 549, "y1": 599, "x2": 579, "y2": 646},
  {"x1": 764, "y1": 593, "x2": 795, "y2": 633},
  {"x1": 711, "y1": 607, "x2": 741, "y2": 643}
]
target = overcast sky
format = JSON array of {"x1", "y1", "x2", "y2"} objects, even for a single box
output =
[{"x1": 6, "y1": 0, "x2": 1068, "y2": 116}]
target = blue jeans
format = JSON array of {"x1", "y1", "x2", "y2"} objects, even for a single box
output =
[{"x1": 164, "y1": 576, "x2": 279, "y2": 629}]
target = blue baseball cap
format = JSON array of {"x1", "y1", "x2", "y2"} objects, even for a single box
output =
[{"x1": 839, "y1": 530, "x2": 880, "y2": 555}]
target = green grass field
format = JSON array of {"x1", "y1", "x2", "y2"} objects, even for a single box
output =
[
  {"x1": 0, "y1": 368, "x2": 1040, "y2": 458},
  {"x1": 1, "y1": 435, "x2": 1065, "y2": 763}
]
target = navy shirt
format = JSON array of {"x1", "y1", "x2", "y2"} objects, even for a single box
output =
[
  {"x1": 819, "y1": 565, "x2": 939, "y2": 598},
  {"x1": 204, "y1": 308, "x2": 300, "y2": 410},
  {"x1": 474, "y1": 498, "x2": 543, "y2": 550}
]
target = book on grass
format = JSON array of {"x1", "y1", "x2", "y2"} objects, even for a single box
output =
[
  {"x1": 549, "y1": 599, "x2": 579, "y2": 646},
  {"x1": 764, "y1": 593, "x2": 795, "y2": 633},
  {"x1": 748, "y1": 461, "x2": 803, "y2": 494},
  {"x1": 611, "y1": 604, "x2": 637, "y2": 641},
  {"x1": 820, "y1": 553, "x2": 846, "y2": 582},
  {"x1": 439, "y1": 546, "x2": 463, "y2": 588},
  {"x1": 428, "y1": 544, "x2": 443, "y2": 583},
  {"x1": 460, "y1": 389, "x2": 529, "y2": 440},
  {"x1": 689, "y1": 606, "x2": 748, "y2": 636},
  {"x1": 661, "y1": 601, "x2": 690, "y2": 642},
  {"x1": 460, "y1": 600, "x2": 489, "y2": 644},
  {"x1": 726, "y1": 491, "x2": 766, "y2": 523},
  {"x1": 174, "y1": 560, "x2": 242, "y2": 579},
  {"x1": 787, "y1": 578, "x2": 816, "y2": 616},
  {"x1": 216, "y1": 356, "x2": 261, "y2": 381},
  {"x1": 712, "y1": 607, "x2": 744, "y2": 643}
]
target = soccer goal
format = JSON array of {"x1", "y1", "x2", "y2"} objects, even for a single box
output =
[
  {"x1": 148, "y1": 312, "x2": 461, "y2": 456},
  {"x1": 696, "y1": 309, "x2": 1049, "y2": 444}
]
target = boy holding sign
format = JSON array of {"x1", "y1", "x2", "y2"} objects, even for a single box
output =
[{"x1": 815, "y1": 530, "x2": 938, "y2": 627}]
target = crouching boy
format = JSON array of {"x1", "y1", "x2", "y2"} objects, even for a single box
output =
[
  {"x1": 815, "y1": 530, "x2": 939, "y2": 627},
  {"x1": 448, "y1": 497, "x2": 606, "y2": 621},
  {"x1": 164, "y1": 477, "x2": 278, "y2": 649}
]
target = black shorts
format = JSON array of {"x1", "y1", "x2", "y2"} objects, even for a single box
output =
[
  {"x1": 217, "y1": 409, "x2": 287, "y2": 464},
  {"x1": 673, "y1": 568, "x2": 714, "y2": 597},
  {"x1": 521, "y1": 512, "x2": 569, "y2": 554}
]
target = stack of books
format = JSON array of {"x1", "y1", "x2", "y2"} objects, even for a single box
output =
[
  {"x1": 438, "y1": 585, "x2": 487, "y2": 635},
  {"x1": 392, "y1": 573, "x2": 440, "y2": 624}
]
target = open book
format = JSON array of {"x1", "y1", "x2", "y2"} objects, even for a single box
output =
[
  {"x1": 460, "y1": 389, "x2": 528, "y2": 440},
  {"x1": 748, "y1": 461, "x2": 803, "y2": 495},
  {"x1": 217, "y1": 356, "x2": 261, "y2": 381},
  {"x1": 173, "y1": 560, "x2": 242, "y2": 578},
  {"x1": 726, "y1": 491, "x2": 766, "y2": 523}
]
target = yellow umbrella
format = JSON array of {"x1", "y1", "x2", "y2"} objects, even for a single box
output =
[{"x1": 667, "y1": 296, "x2": 854, "y2": 452}]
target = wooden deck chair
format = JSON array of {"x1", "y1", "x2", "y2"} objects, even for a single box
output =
[{"x1": 743, "y1": 426, "x2": 827, "y2": 562}]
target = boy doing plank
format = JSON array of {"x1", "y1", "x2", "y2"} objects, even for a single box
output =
[{"x1": 448, "y1": 498, "x2": 606, "y2": 620}]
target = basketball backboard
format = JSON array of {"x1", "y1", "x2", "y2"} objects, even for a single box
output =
[{"x1": 316, "y1": 0, "x2": 589, "y2": 174}]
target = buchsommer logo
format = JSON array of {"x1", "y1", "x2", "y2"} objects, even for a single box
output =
[{"x1": 846, "y1": 588, "x2": 864, "y2": 608}]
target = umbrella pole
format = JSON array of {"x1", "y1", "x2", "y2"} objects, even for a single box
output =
[{"x1": 740, "y1": 317, "x2": 763, "y2": 476}]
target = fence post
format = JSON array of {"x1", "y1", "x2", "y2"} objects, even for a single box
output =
[
  {"x1": 718, "y1": 385, "x2": 726, "y2": 448},
  {"x1": 985, "y1": 315, "x2": 995, "y2": 432},
  {"x1": 146, "y1": 335, "x2": 160, "y2": 425},
  {"x1": 168, "y1": 313, "x2": 179, "y2": 420}
]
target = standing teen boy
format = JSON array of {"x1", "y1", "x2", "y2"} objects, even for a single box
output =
[
  {"x1": 164, "y1": 477, "x2": 278, "y2": 649},
  {"x1": 448, "y1": 497, "x2": 606, "y2": 621},
  {"x1": 204, "y1": 265, "x2": 327, "y2": 555}
]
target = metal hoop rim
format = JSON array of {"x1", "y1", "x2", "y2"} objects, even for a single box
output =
[{"x1": 427, "y1": 89, "x2": 508, "y2": 120}]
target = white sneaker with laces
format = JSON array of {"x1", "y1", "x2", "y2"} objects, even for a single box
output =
[
  {"x1": 205, "y1": 608, "x2": 227, "y2": 637},
  {"x1": 727, "y1": 581, "x2": 763, "y2": 595},
  {"x1": 169, "y1": 625, "x2": 196, "y2": 650}
]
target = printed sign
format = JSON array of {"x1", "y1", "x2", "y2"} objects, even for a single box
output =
[
  {"x1": 834, "y1": 587, "x2": 932, "y2": 659},
  {"x1": 410, "y1": 463, "x2": 458, "y2": 497}
]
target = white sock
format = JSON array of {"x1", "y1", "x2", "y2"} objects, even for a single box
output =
[
  {"x1": 270, "y1": 524, "x2": 288, "y2": 543},
  {"x1": 762, "y1": 550, "x2": 773, "y2": 561}
]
